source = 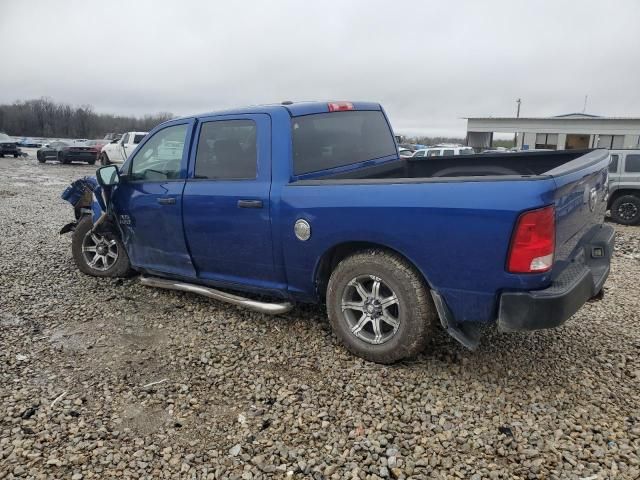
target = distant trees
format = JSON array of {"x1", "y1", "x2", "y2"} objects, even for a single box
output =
[{"x1": 0, "y1": 98, "x2": 174, "y2": 139}]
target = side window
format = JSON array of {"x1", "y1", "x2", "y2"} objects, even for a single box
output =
[
  {"x1": 133, "y1": 134, "x2": 145, "y2": 144},
  {"x1": 624, "y1": 154, "x2": 640, "y2": 173},
  {"x1": 608, "y1": 154, "x2": 619, "y2": 173},
  {"x1": 130, "y1": 124, "x2": 188, "y2": 181},
  {"x1": 121, "y1": 133, "x2": 129, "y2": 145},
  {"x1": 443, "y1": 149, "x2": 455, "y2": 156},
  {"x1": 194, "y1": 120, "x2": 257, "y2": 180},
  {"x1": 414, "y1": 150, "x2": 425, "y2": 157},
  {"x1": 426, "y1": 150, "x2": 440, "y2": 157}
]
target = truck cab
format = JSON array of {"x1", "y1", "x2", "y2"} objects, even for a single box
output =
[{"x1": 99, "y1": 131, "x2": 147, "y2": 165}]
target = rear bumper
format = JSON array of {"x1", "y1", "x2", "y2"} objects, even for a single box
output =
[{"x1": 497, "y1": 224, "x2": 615, "y2": 332}]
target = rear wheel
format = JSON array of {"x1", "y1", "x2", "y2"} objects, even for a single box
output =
[
  {"x1": 87, "y1": 157, "x2": 96, "y2": 165},
  {"x1": 326, "y1": 249, "x2": 437, "y2": 364},
  {"x1": 71, "y1": 216, "x2": 132, "y2": 277},
  {"x1": 58, "y1": 152, "x2": 70, "y2": 164},
  {"x1": 37, "y1": 152, "x2": 46, "y2": 163},
  {"x1": 610, "y1": 194, "x2": 640, "y2": 225},
  {"x1": 13, "y1": 153, "x2": 18, "y2": 158}
]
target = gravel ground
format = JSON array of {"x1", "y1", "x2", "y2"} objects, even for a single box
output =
[{"x1": 1, "y1": 156, "x2": 639, "y2": 479}]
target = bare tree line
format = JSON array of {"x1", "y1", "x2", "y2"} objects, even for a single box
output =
[{"x1": 0, "y1": 98, "x2": 174, "y2": 139}]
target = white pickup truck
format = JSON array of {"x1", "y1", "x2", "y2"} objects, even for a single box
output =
[{"x1": 99, "y1": 131, "x2": 147, "y2": 165}]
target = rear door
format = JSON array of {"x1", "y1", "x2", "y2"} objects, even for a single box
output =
[
  {"x1": 621, "y1": 152, "x2": 640, "y2": 189},
  {"x1": 182, "y1": 114, "x2": 277, "y2": 290}
]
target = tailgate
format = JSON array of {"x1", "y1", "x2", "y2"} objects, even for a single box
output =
[{"x1": 547, "y1": 150, "x2": 610, "y2": 266}]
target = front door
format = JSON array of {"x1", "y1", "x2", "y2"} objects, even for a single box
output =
[
  {"x1": 112, "y1": 121, "x2": 196, "y2": 277},
  {"x1": 182, "y1": 114, "x2": 278, "y2": 291}
]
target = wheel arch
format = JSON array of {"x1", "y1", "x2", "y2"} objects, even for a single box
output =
[
  {"x1": 314, "y1": 241, "x2": 434, "y2": 301},
  {"x1": 607, "y1": 188, "x2": 640, "y2": 208}
]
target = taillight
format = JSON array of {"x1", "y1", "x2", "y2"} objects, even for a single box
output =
[
  {"x1": 328, "y1": 102, "x2": 354, "y2": 112},
  {"x1": 507, "y1": 205, "x2": 555, "y2": 273}
]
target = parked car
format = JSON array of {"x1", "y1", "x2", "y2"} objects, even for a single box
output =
[
  {"x1": 17, "y1": 137, "x2": 43, "y2": 148},
  {"x1": 607, "y1": 149, "x2": 640, "y2": 225},
  {"x1": 99, "y1": 131, "x2": 147, "y2": 165},
  {"x1": 61, "y1": 101, "x2": 613, "y2": 364},
  {"x1": 0, "y1": 132, "x2": 21, "y2": 158},
  {"x1": 412, "y1": 145, "x2": 475, "y2": 158},
  {"x1": 37, "y1": 141, "x2": 97, "y2": 164}
]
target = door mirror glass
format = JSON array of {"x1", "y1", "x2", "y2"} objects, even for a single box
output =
[{"x1": 96, "y1": 165, "x2": 120, "y2": 187}]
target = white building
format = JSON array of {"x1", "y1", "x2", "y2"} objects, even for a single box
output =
[{"x1": 466, "y1": 113, "x2": 640, "y2": 151}]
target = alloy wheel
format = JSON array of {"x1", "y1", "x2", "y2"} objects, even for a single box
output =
[
  {"x1": 82, "y1": 231, "x2": 118, "y2": 271},
  {"x1": 617, "y1": 202, "x2": 639, "y2": 221},
  {"x1": 340, "y1": 275, "x2": 400, "y2": 345}
]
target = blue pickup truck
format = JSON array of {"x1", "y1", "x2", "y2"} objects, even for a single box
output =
[{"x1": 61, "y1": 101, "x2": 614, "y2": 363}]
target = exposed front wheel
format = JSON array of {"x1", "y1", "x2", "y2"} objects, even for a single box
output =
[
  {"x1": 71, "y1": 216, "x2": 132, "y2": 277},
  {"x1": 100, "y1": 153, "x2": 111, "y2": 166},
  {"x1": 326, "y1": 249, "x2": 437, "y2": 364},
  {"x1": 610, "y1": 194, "x2": 640, "y2": 225}
]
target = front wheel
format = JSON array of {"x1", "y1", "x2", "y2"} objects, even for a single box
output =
[
  {"x1": 610, "y1": 194, "x2": 640, "y2": 225},
  {"x1": 326, "y1": 249, "x2": 437, "y2": 364},
  {"x1": 71, "y1": 216, "x2": 132, "y2": 277},
  {"x1": 100, "y1": 153, "x2": 111, "y2": 166},
  {"x1": 37, "y1": 152, "x2": 46, "y2": 163}
]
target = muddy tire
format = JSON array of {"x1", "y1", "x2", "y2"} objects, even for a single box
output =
[
  {"x1": 610, "y1": 194, "x2": 640, "y2": 225},
  {"x1": 326, "y1": 249, "x2": 437, "y2": 364},
  {"x1": 71, "y1": 216, "x2": 132, "y2": 277},
  {"x1": 87, "y1": 157, "x2": 96, "y2": 165},
  {"x1": 100, "y1": 153, "x2": 111, "y2": 166},
  {"x1": 37, "y1": 152, "x2": 45, "y2": 163},
  {"x1": 58, "y1": 152, "x2": 70, "y2": 164}
]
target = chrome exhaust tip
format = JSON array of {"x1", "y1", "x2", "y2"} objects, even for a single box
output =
[{"x1": 139, "y1": 275, "x2": 294, "y2": 315}]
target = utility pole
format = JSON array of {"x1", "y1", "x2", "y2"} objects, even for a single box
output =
[{"x1": 514, "y1": 98, "x2": 521, "y2": 147}]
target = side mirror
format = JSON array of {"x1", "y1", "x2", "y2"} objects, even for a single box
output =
[{"x1": 96, "y1": 165, "x2": 120, "y2": 187}]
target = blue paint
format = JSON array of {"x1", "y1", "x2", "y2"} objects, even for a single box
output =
[{"x1": 65, "y1": 101, "x2": 609, "y2": 327}]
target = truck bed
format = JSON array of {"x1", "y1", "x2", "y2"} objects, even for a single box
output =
[{"x1": 313, "y1": 149, "x2": 596, "y2": 182}]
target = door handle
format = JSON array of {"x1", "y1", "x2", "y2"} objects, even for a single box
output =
[
  {"x1": 237, "y1": 199, "x2": 263, "y2": 209},
  {"x1": 157, "y1": 197, "x2": 176, "y2": 205}
]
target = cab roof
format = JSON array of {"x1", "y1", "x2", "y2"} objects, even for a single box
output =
[{"x1": 177, "y1": 101, "x2": 383, "y2": 122}]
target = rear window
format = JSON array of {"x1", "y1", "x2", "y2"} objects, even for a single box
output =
[
  {"x1": 292, "y1": 110, "x2": 396, "y2": 175},
  {"x1": 133, "y1": 134, "x2": 145, "y2": 144}
]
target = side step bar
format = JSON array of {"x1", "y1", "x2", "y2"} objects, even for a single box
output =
[{"x1": 139, "y1": 275, "x2": 294, "y2": 315}]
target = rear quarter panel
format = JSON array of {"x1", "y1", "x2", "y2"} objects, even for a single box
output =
[{"x1": 279, "y1": 178, "x2": 558, "y2": 323}]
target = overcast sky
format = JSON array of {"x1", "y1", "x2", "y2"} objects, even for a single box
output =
[{"x1": 2, "y1": 0, "x2": 639, "y2": 137}]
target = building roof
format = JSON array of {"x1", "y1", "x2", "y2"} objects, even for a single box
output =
[{"x1": 465, "y1": 115, "x2": 640, "y2": 121}]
